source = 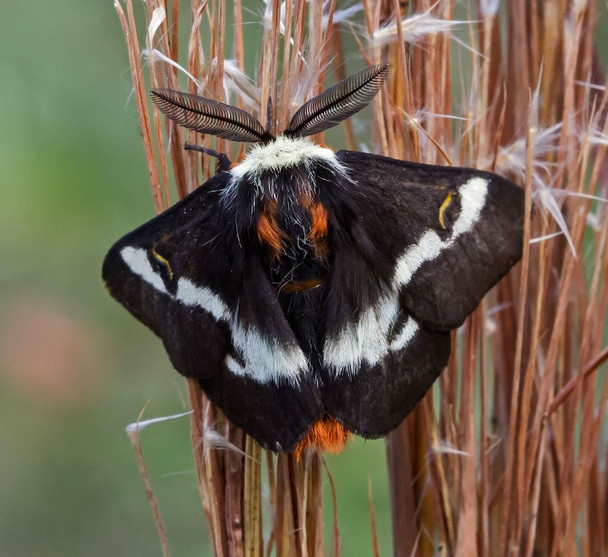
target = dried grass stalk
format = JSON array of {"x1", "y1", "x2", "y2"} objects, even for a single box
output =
[{"x1": 115, "y1": 0, "x2": 608, "y2": 555}]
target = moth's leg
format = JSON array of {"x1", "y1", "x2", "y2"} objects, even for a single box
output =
[{"x1": 184, "y1": 143, "x2": 232, "y2": 172}]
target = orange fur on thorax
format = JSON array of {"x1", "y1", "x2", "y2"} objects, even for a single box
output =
[
  {"x1": 294, "y1": 415, "x2": 352, "y2": 460},
  {"x1": 300, "y1": 195, "x2": 330, "y2": 258},
  {"x1": 308, "y1": 201, "x2": 329, "y2": 241},
  {"x1": 257, "y1": 196, "x2": 330, "y2": 260},
  {"x1": 257, "y1": 200, "x2": 284, "y2": 259}
]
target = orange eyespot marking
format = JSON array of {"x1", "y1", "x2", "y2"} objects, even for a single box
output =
[
  {"x1": 294, "y1": 415, "x2": 352, "y2": 460},
  {"x1": 257, "y1": 202, "x2": 284, "y2": 259},
  {"x1": 438, "y1": 191, "x2": 452, "y2": 229},
  {"x1": 151, "y1": 248, "x2": 173, "y2": 280}
]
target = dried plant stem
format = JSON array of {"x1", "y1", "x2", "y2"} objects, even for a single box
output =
[
  {"x1": 243, "y1": 437, "x2": 261, "y2": 557},
  {"x1": 322, "y1": 458, "x2": 341, "y2": 557},
  {"x1": 126, "y1": 419, "x2": 171, "y2": 557}
]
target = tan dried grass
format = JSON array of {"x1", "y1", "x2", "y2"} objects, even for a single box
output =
[{"x1": 115, "y1": 1, "x2": 608, "y2": 555}]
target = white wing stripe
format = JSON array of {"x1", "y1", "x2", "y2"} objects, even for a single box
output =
[
  {"x1": 230, "y1": 323, "x2": 307, "y2": 383},
  {"x1": 120, "y1": 246, "x2": 307, "y2": 384},
  {"x1": 176, "y1": 277, "x2": 231, "y2": 321},
  {"x1": 323, "y1": 292, "x2": 416, "y2": 375},
  {"x1": 120, "y1": 246, "x2": 168, "y2": 294},
  {"x1": 323, "y1": 177, "x2": 488, "y2": 376},
  {"x1": 390, "y1": 317, "x2": 419, "y2": 351},
  {"x1": 393, "y1": 176, "x2": 488, "y2": 288}
]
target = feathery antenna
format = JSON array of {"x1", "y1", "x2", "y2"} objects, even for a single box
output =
[
  {"x1": 284, "y1": 64, "x2": 389, "y2": 138},
  {"x1": 151, "y1": 89, "x2": 274, "y2": 143}
]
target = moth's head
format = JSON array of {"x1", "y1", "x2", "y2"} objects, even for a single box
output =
[{"x1": 150, "y1": 64, "x2": 389, "y2": 150}]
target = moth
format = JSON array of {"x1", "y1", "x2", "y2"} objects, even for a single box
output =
[{"x1": 103, "y1": 65, "x2": 524, "y2": 454}]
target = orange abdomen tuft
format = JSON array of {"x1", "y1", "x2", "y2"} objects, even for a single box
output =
[{"x1": 295, "y1": 415, "x2": 352, "y2": 459}]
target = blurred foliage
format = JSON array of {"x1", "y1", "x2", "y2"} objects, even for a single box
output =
[{"x1": 0, "y1": 1, "x2": 390, "y2": 555}]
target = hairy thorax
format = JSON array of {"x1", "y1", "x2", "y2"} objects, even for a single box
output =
[{"x1": 225, "y1": 137, "x2": 347, "y2": 292}]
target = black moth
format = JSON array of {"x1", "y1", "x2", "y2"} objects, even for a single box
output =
[{"x1": 103, "y1": 65, "x2": 524, "y2": 453}]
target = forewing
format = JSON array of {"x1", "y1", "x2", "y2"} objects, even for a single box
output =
[
  {"x1": 335, "y1": 150, "x2": 524, "y2": 331},
  {"x1": 102, "y1": 173, "x2": 322, "y2": 451}
]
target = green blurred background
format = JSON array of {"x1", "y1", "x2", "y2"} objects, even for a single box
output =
[{"x1": 0, "y1": 2, "x2": 391, "y2": 555}]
